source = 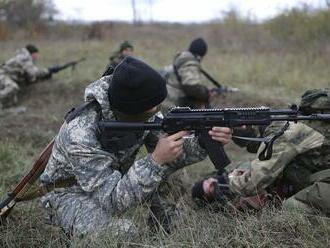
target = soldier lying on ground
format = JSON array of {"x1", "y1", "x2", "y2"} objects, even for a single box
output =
[
  {"x1": 192, "y1": 89, "x2": 330, "y2": 216},
  {"x1": 0, "y1": 44, "x2": 50, "y2": 109},
  {"x1": 39, "y1": 56, "x2": 232, "y2": 238}
]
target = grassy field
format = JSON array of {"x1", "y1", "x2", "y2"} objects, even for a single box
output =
[{"x1": 1, "y1": 25, "x2": 330, "y2": 247}]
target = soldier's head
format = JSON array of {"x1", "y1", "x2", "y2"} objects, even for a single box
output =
[
  {"x1": 191, "y1": 174, "x2": 232, "y2": 206},
  {"x1": 108, "y1": 56, "x2": 167, "y2": 121},
  {"x1": 26, "y1": 44, "x2": 39, "y2": 61},
  {"x1": 119, "y1": 41, "x2": 134, "y2": 57},
  {"x1": 188, "y1": 38, "x2": 208, "y2": 59},
  {"x1": 299, "y1": 88, "x2": 330, "y2": 114}
]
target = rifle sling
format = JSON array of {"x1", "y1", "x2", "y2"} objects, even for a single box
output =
[
  {"x1": 232, "y1": 122, "x2": 290, "y2": 161},
  {"x1": 16, "y1": 177, "x2": 77, "y2": 202},
  {"x1": 200, "y1": 68, "x2": 222, "y2": 88}
]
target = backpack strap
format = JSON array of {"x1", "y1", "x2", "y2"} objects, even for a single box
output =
[{"x1": 65, "y1": 100, "x2": 100, "y2": 123}]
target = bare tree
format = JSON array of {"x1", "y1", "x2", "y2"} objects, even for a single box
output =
[
  {"x1": 326, "y1": 0, "x2": 330, "y2": 8},
  {"x1": 148, "y1": 0, "x2": 155, "y2": 22},
  {"x1": 0, "y1": 0, "x2": 57, "y2": 28},
  {"x1": 131, "y1": 0, "x2": 138, "y2": 24}
]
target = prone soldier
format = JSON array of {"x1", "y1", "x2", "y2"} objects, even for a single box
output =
[
  {"x1": 192, "y1": 89, "x2": 330, "y2": 216},
  {"x1": 0, "y1": 44, "x2": 50, "y2": 109}
]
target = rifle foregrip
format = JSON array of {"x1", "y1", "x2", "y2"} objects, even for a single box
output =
[{"x1": 198, "y1": 130, "x2": 231, "y2": 171}]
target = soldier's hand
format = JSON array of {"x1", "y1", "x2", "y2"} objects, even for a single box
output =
[
  {"x1": 208, "y1": 127, "x2": 232, "y2": 145},
  {"x1": 151, "y1": 131, "x2": 188, "y2": 165}
]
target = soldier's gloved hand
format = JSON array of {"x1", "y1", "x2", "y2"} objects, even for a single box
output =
[
  {"x1": 229, "y1": 168, "x2": 247, "y2": 178},
  {"x1": 48, "y1": 65, "x2": 62, "y2": 74},
  {"x1": 151, "y1": 131, "x2": 188, "y2": 165},
  {"x1": 208, "y1": 127, "x2": 232, "y2": 145}
]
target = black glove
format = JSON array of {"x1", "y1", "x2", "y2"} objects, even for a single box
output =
[{"x1": 48, "y1": 65, "x2": 62, "y2": 74}]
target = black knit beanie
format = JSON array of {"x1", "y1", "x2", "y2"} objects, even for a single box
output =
[
  {"x1": 26, "y1": 44, "x2": 39, "y2": 54},
  {"x1": 188, "y1": 38, "x2": 208, "y2": 57},
  {"x1": 108, "y1": 57, "x2": 167, "y2": 114}
]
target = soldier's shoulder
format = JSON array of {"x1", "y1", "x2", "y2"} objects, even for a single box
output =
[
  {"x1": 174, "y1": 51, "x2": 198, "y2": 68},
  {"x1": 15, "y1": 48, "x2": 33, "y2": 63},
  {"x1": 109, "y1": 52, "x2": 122, "y2": 61}
]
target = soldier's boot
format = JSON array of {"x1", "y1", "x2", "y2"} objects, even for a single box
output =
[{"x1": 148, "y1": 194, "x2": 176, "y2": 234}]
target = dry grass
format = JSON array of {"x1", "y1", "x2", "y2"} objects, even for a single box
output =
[{"x1": 0, "y1": 23, "x2": 330, "y2": 247}]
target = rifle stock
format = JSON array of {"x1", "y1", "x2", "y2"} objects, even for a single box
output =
[{"x1": 0, "y1": 139, "x2": 54, "y2": 223}]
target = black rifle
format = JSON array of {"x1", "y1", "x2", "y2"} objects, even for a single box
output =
[
  {"x1": 48, "y1": 57, "x2": 86, "y2": 74},
  {"x1": 98, "y1": 105, "x2": 330, "y2": 170},
  {"x1": 200, "y1": 68, "x2": 239, "y2": 93}
]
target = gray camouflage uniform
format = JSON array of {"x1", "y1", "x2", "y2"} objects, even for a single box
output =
[
  {"x1": 0, "y1": 48, "x2": 49, "y2": 108},
  {"x1": 40, "y1": 75, "x2": 207, "y2": 236},
  {"x1": 162, "y1": 51, "x2": 209, "y2": 111}
]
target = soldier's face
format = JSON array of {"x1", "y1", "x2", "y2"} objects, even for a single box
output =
[
  {"x1": 122, "y1": 48, "x2": 134, "y2": 57},
  {"x1": 202, "y1": 177, "x2": 218, "y2": 197},
  {"x1": 31, "y1": 52, "x2": 39, "y2": 61}
]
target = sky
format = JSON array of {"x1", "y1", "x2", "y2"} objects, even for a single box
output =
[{"x1": 54, "y1": 0, "x2": 328, "y2": 23}]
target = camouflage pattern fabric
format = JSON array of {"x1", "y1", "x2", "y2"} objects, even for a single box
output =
[
  {"x1": 162, "y1": 51, "x2": 209, "y2": 111},
  {"x1": 0, "y1": 74, "x2": 19, "y2": 108},
  {"x1": 229, "y1": 120, "x2": 330, "y2": 215},
  {"x1": 40, "y1": 75, "x2": 207, "y2": 237},
  {"x1": 0, "y1": 48, "x2": 49, "y2": 108}
]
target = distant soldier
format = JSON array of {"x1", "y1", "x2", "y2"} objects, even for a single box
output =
[
  {"x1": 109, "y1": 41, "x2": 134, "y2": 69},
  {"x1": 161, "y1": 38, "x2": 209, "y2": 111},
  {"x1": 0, "y1": 44, "x2": 50, "y2": 109},
  {"x1": 192, "y1": 89, "x2": 330, "y2": 216}
]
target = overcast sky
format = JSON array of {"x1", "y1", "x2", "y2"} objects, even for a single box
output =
[{"x1": 54, "y1": 0, "x2": 328, "y2": 23}]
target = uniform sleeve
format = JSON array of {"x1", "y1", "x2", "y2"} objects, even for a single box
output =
[
  {"x1": 22, "y1": 59, "x2": 49, "y2": 83},
  {"x1": 178, "y1": 60, "x2": 209, "y2": 102},
  {"x1": 144, "y1": 121, "x2": 208, "y2": 176},
  {"x1": 229, "y1": 122, "x2": 324, "y2": 196},
  {"x1": 63, "y1": 115, "x2": 166, "y2": 214}
]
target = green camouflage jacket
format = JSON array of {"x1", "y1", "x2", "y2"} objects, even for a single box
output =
[
  {"x1": 163, "y1": 51, "x2": 209, "y2": 109},
  {"x1": 108, "y1": 52, "x2": 125, "y2": 69},
  {"x1": 229, "y1": 121, "x2": 330, "y2": 196}
]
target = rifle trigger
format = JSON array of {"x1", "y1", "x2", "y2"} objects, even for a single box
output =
[{"x1": 258, "y1": 122, "x2": 290, "y2": 161}]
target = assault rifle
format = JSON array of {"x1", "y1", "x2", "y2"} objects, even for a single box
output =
[
  {"x1": 48, "y1": 57, "x2": 86, "y2": 74},
  {"x1": 99, "y1": 105, "x2": 330, "y2": 168}
]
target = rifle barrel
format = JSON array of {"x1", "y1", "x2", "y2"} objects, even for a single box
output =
[
  {"x1": 98, "y1": 121, "x2": 162, "y2": 131},
  {"x1": 271, "y1": 114, "x2": 330, "y2": 122}
]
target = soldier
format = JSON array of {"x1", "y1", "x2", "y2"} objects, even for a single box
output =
[
  {"x1": 39, "y1": 57, "x2": 232, "y2": 237},
  {"x1": 192, "y1": 89, "x2": 330, "y2": 216},
  {"x1": 108, "y1": 41, "x2": 134, "y2": 69},
  {"x1": 161, "y1": 37, "x2": 211, "y2": 111},
  {"x1": 0, "y1": 44, "x2": 50, "y2": 109}
]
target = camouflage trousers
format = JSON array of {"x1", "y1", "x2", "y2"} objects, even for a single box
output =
[
  {"x1": 0, "y1": 74, "x2": 19, "y2": 108},
  {"x1": 41, "y1": 171, "x2": 189, "y2": 237},
  {"x1": 283, "y1": 169, "x2": 330, "y2": 216},
  {"x1": 41, "y1": 192, "x2": 138, "y2": 238}
]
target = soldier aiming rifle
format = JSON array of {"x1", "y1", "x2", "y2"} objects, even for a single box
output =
[{"x1": 0, "y1": 44, "x2": 86, "y2": 110}]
